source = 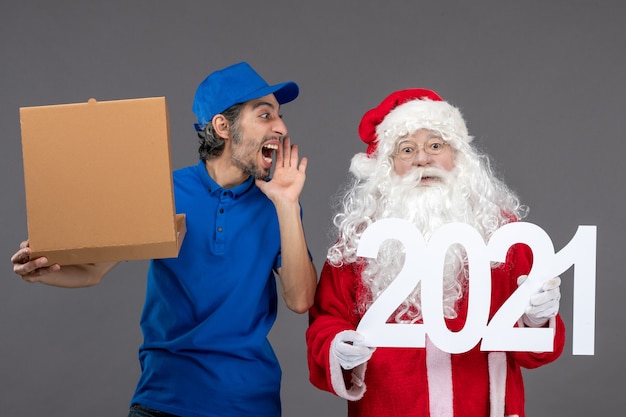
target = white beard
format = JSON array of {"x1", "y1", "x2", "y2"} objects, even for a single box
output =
[{"x1": 360, "y1": 166, "x2": 477, "y2": 323}]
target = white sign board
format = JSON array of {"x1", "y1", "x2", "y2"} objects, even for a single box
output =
[{"x1": 355, "y1": 219, "x2": 596, "y2": 355}]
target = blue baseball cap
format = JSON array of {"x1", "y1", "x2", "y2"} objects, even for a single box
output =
[{"x1": 192, "y1": 61, "x2": 299, "y2": 129}]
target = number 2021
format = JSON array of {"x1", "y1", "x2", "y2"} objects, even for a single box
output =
[{"x1": 355, "y1": 219, "x2": 596, "y2": 355}]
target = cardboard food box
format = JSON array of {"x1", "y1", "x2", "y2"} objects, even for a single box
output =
[{"x1": 20, "y1": 97, "x2": 186, "y2": 265}]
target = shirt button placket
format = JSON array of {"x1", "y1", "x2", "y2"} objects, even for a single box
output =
[{"x1": 215, "y1": 191, "x2": 229, "y2": 250}]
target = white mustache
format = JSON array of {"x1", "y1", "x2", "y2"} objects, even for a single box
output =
[{"x1": 399, "y1": 167, "x2": 453, "y2": 185}]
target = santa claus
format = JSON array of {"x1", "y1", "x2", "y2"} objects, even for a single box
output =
[{"x1": 306, "y1": 89, "x2": 565, "y2": 417}]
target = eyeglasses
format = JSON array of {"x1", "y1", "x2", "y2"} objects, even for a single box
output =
[{"x1": 393, "y1": 138, "x2": 450, "y2": 161}]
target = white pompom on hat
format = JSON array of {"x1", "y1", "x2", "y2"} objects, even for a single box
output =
[{"x1": 350, "y1": 88, "x2": 471, "y2": 178}]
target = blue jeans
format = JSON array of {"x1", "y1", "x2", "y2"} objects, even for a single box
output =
[{"x1": 128, "y1": 404, "x2": 179, "y2": 417}]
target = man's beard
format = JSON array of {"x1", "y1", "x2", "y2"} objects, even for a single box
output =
[
  {"x1": 381, "y1": 167, "x2": 461, "y2": 238},
  {"x1": 231, "y1": 155, "x2": 268, "y2": 180},
  {"x1": 230, "y1": 129, "x2": 274, "y2": 180},
  {"x1": 360, "y1": 167, "x2": 473, "y2": 323}
]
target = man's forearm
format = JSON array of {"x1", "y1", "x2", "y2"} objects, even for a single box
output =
[
  {"x1": 37, "y1": 261, "x2": 118, "y2": 288},
  {"x1": 275, "y1": 201, "x2": 317, "y2": 313}
]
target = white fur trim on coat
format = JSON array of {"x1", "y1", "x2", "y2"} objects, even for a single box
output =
[
  {"x1": 488, "y1": 351, "x2": 507, "y2": 417},
  {"x1": 329, "y1": 346, "x2": 367, "y2": 401},
  {"x1": 426, "y1": 337, "x2": 454, "y2": 417}
]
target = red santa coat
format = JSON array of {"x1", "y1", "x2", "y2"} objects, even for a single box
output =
[{"x1": 306, "y1": 243, "x2": 565, "y2": 417}]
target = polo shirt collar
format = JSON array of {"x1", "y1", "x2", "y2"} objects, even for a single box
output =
[{"x1": 196, "y1": 160, "x2": 255, "y2": 197}]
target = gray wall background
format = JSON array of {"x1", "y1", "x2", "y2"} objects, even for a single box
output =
[{"x1": 2, "y1": 1, "x2": 624, "y2": 416}]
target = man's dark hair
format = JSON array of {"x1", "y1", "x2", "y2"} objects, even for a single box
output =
[{"x1": 197, "y1": 102, "x2": 245, "y2": 161}]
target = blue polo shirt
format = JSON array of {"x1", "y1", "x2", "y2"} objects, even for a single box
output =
[{"x1": 131, "y1": 161, "x2": 283, "y2": 417}]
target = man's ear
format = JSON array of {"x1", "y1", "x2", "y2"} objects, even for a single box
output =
[{"x1": 212, "y1": 114, "x2": 230, "y2": 139}]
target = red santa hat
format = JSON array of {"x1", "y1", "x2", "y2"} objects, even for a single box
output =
[{"x1": 350, "y1": 88, "x2": 471, "y2": 178}]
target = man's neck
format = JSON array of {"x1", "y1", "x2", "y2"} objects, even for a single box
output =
[{"x1": 204, "y1": 156, "x2": 250, "y2": 189}]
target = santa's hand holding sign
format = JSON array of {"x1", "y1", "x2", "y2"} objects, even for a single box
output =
[{"x1": 306, "y1": 89, "x2": 565, "y2": 417}]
